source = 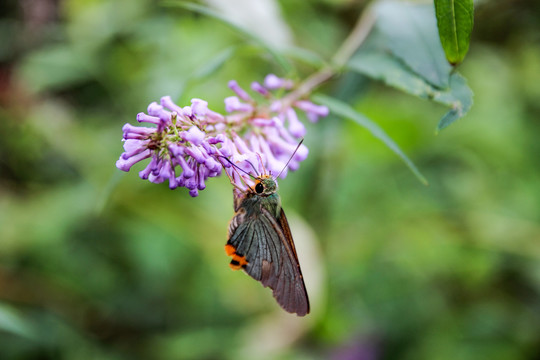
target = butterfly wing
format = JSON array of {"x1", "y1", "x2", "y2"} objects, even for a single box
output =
[{"x1": 226, "y1": 193, "x2": 310, "y2": 316}]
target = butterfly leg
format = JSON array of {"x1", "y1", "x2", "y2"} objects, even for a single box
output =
[{"x1": 217, "y1": 156, "x2": 252, "y2": 191}]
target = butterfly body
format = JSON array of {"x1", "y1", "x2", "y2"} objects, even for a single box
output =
[{"x1": 226, "y1": 175, "x2": 310, "y2": 316}]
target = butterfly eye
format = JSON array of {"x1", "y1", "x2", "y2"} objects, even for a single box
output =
[{"x1": 255, "y1": 182, "x2": 264, "y2": 194}]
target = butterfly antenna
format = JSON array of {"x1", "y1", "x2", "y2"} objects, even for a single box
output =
[
  {"x1": 275, "y1": 138, "x2": 304, "y2": 179},
  {"x1": 218, "y1": 156, "x2": 257, "y2": 180},
  {"x1": 245, "y1": 160, "x2": 260, "y2": 176}
]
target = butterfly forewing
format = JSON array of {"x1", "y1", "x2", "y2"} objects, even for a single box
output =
[
  {"x1": 227, "y1": 189, "x2": 310, "y2": 316},
  {"x1": 276, "y1": 208, "x2": 309, "y2": 314}
]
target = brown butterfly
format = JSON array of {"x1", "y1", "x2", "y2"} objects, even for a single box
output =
[{"x1": 223, "y1": 143, "x2": 310, "y2": 316}]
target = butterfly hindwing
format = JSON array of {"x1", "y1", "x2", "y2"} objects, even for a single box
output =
[{"x1": 226, "y1": 191, "x2": 310, "y2": 316}]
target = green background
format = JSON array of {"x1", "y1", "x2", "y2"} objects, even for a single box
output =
[{"x1": 1, "y1": 0, "x2": 539, "y2": 359}]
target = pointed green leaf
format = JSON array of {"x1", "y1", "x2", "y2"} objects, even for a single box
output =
[
  {"x1": 373, "y1": 2, "x2": 452, "y2": 89},
  {"x1": 347, "y1": 28, "x2": 473, "y2": 130},
  {"x1": 348, "y1": 51, "x2": 437, "y2": 99},
  {"x1": 434, "y1": 0, "x2": 474, "y2": 65},
  {"x1": 314, "y1": 94, "x2": 428, "y2": 185}
]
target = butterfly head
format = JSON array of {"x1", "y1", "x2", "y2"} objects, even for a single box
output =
[{"x1": 253, "y1": 175, "x2": 278, "y2": 196}]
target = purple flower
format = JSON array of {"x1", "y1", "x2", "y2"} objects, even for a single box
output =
[
  {"x1": 251, "y1": 81, "x2": 270, "y2": 96},
  {"x1": 225, "y1": 96, "x2": 253, "y2": 113},
  {"x1": 285, "y1": 108, "x2": 306, "y2": 138},
  {"x1": 117, "y1": 75, "x2": 329, "y2": 196},
  {"x1": 116, "y1": 148, "x2": 152, "y2": 171},
  {"x1": 264, "y1": 74, "x2": 294, "y2": 90},
  {"x1": 181, "y1": 126, "x2": 205, "y2": 146},
  {"x1": 228, "y1": 80, "x2": 252, "y2": 102},
  {"x1": 294, "y1": 100, "x2": 330, "y2": 122}
]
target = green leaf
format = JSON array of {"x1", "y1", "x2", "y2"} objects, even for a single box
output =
[
  {"x1": 348, "y1": 51, "x2": 437, "y2": 99},
  {"x1": 348, "y1": 47, "x2": 473, "y2": 131},
  {"x1": 0, "y1": 303, "x2": 38, "y2": 341},
  {"x1": 434, "y1": 0, "x2": 474, "y2": 65},
  {"x1": 314, "y1": 94, "x2": 428, "y2": 185},
  {"x1": 161, "y1": 1, "x2": 291, "y2": 73},
  {"x1": 373, "y1": 2, "x2": 452, "y2": 89},
  {"x1": 433, "y1": 72, "x2": 473, "y2": 131}
]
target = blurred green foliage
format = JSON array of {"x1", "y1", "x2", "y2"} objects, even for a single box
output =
[{"x1": 1, "y1": 0, "x2": 539, "y2": 359}]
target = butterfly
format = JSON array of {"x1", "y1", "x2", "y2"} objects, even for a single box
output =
[{"x1": 222, "y1": 143, "x2": 310, "y2": 316}]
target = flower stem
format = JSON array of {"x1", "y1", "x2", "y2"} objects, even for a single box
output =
[
  {"x1": 282, "y1": 5, "x2": 377, "y2": 106},
  {"x1": 281, "y1": 66, "x2": 334, "y2": 106},
  {"x1": 331, "y1": 5, "x2": 377, "y2": 68}
]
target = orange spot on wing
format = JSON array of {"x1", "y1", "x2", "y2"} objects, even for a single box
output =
[
  {"x1": 229, "y1": 262, "x2": 242, "y2": 270},
  {"x1": 225, "y1": 243, "x2": 248, "y2": 270},
  {"x1": 228, "y1": 254, "x2": 248, "y2": 271},
  {"x1": 232, "y1": 254, "x2": 248, "y2": 266},
  {"x1": 224, "y1": 244, "x2": 236, "y2": 256}
]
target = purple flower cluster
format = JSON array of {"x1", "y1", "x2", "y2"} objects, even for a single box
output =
[
  {"x1": 116, "y1": 98, "x2": 227, "y2": 197},
  {"x1": 224, "y1": 74, "x2": 328, "y2": 179},
  {"x1": 116, "y1": 74, "x2": 329, "y2": 196}
]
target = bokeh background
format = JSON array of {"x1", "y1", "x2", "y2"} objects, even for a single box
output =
[{"x1": 1, "y1": 0, "x2": 539, "y2": 359}]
